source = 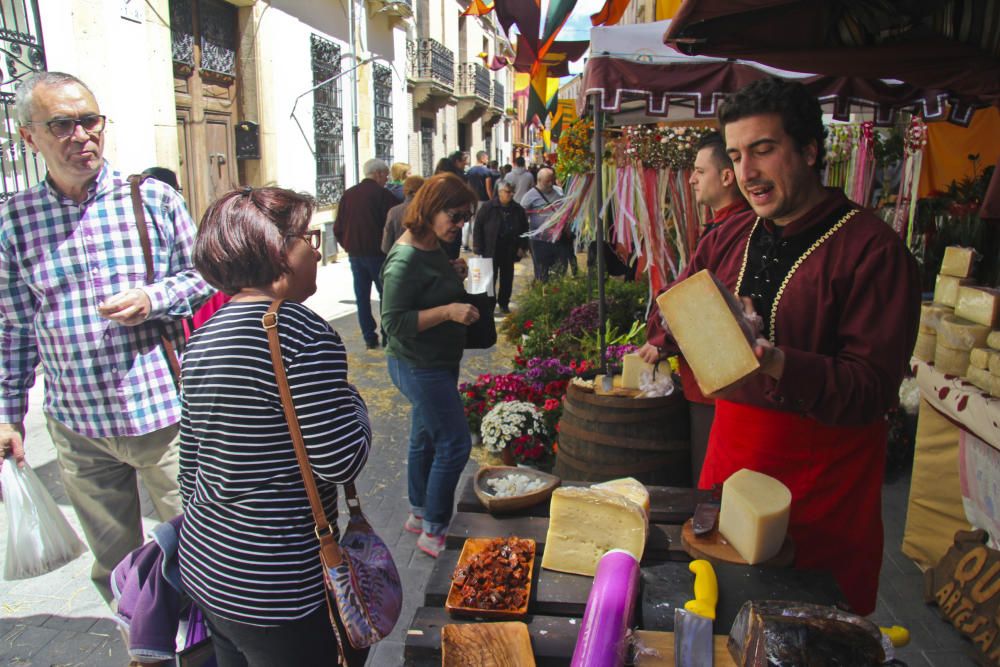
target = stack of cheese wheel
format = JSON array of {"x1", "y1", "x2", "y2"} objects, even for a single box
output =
[
  {"x1": 965, "y1": 314, "x2": 1000, "y2": 399},
  {"x1": 933, "y1": 246, "x2": 976, "y2": 307},
  {"x1": 915, "y1": 302, "x2": 951, "y2": 362},
  {"x1": 937, "y1": 314, "x2": 990, "y2": 376}
]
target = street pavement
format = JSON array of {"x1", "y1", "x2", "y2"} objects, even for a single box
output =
[{"x1": 0, "y1": 257, "x2": 979, "y2": 666}]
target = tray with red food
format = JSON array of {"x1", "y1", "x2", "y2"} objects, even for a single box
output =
[{"x1": 446, "y1": 536, "x2": 536, "y2": 620}]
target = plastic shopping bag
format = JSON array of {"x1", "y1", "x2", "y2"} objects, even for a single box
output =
[
  {"x1": 467, "y1": 257, "x2": 494, "y2": 296},
  {"x1": 2, "y1": 455, "x2": 85, "y2": 580}
]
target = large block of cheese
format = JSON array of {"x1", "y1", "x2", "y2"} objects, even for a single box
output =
[
  {"x1": 938, "y1": 315, "x2": 991, "y2": 351},
  {"x1": 934, "y1": 274, "x2": 974, "y2": 307},
  {"x1": 940, "y1": 246, "x2": 977, "y2": 278},
  {"x1": 620, "y1": 353, "x2": 671, "y2": 390},
  {"x1": 719, "y1": 469, "x2": 792, "y2": 565},
  {"x1": 989, "y1": 331, "x2": 1000, "y2": 351},
  {"x1": 592, "y1": 477, "x2": 650, "y2": 515},
  {"x1": 934, "y1": 341, "x2": 971, "y2": 376},
  {"x1": 956, "y1": 286, "x2": 1000, "y2": 328},
  {"x1": 912, "y1": 332, "x2": 936, "y2": 362},
  {"x1": 541, "y1": 487, "x2": 647, "y2": 576},
  {"x1": 656, "y1": 269, "x2": 759, "y2": 396}
]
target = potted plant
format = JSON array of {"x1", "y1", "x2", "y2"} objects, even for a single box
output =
[{"x1": 480, "y1": 401, "x2": 552, "y2": 466}]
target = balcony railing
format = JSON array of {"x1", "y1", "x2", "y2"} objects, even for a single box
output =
[
  {"x1": 458, "y1": 63, "x2": 491, "y2": 102},
  {"x1": 492, "y1": 80, "x2": 505, "y2": 109},
  {"x1": 413, "y1": 38, "x2": 454, "y2": 88}
]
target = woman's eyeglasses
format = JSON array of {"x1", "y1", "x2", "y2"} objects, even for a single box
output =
[
  {"x1": 29, "y1": 114, "x2": 107, "y2": 140},
  {"x1": 288, "y1": 229, "x2": 322, "y2": 250},
  {"x1": 446, "y1": 210, "x2": 472, "y2": 224}
]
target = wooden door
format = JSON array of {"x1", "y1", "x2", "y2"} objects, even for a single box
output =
[{"x1": 169, "y1": 0, "x2": 239, "y2": 221}]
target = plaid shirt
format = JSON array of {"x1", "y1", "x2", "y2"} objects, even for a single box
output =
[{"x1": 0, "y1": 163, "x2": 213, "y2": 437}]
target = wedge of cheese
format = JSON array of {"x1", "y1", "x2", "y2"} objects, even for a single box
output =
[
  {"x1": 541, "y1": 487, "x2": 647, "y2": 576},
  {"x1": 592, "y1": 477, "x2": 651, "y2": 515},
  {"x1": 656, "y1": 269, "x2": 759, "y2": 396},
  {"x1": 956, "y1": 286, "x2": 1000, "y2": 329},
  {"x1": 938, "y1": 315, "x2": 991, "y2": 351},
  {"x1": 970, "y1": 347, "x2": 991, "y2": 370},
  {"x1": 934, "y1": 274, "x2": 975, "y2": 307},
  {"x1": 989, "y1": 331, "x2": 1000, "y2": 351},
  {"x1": 940, "y1": 246, "x2": 977, "y2": 278},
  {"x1": 620, "y1": 353, "x2": 671, "y2": 390},
  {"x1": 912, "y1": 332, "x2": 936, "y2": 362},
  {"x1": 934, "y1": 342, "x2": 971, "y2": 376},
  {"x1": 718, "y1": 469, "x2": 792, "y2": 565}
]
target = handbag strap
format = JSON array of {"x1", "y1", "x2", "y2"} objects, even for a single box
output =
[
  {"x1": 127, "y1": 174, "x2": 182, "y2": 385},
  {"x1": 263, "y1": 299, "x2": 360, "y2": 567}
]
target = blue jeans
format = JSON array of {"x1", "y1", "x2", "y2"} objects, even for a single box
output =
[
  {"x1": 349, "y1": 255, "x2": 384, "y2": 344},
  {"x1": 387, "y1": 355, "x2": 471, "y2": 536}
]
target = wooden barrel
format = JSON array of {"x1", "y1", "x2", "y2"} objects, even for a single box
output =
[{"x1": 554, "y1": 382, "x2": 691, "y2": 486}]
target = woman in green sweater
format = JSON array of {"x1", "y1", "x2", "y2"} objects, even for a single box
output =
[{"x1": 381, "y1": 173, "x2": 479, "y2": 557}]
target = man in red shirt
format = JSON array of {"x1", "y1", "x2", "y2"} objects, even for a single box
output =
[
  {"x1": 646, "y1": 79, "x2": 920, "y2": 615},
  {"x1": 638, "y1": 132, "x2": 754, "y2": 483}
]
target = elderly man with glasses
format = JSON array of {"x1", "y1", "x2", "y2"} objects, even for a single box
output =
[{"x1": 0, "y1": 71, "x2": 212, "y2": 602}]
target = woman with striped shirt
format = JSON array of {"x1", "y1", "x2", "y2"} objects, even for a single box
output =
[{"x1": 178, "y1": 188, "x2": 371, "y2": 666}]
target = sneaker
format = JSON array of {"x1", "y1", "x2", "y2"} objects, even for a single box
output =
[
  {"x1": 403, "y1": 513, "x2": 422, "y2": 535},
  {"x1": 365, "y1": 339, "x2": 379, "y2": 350},
  {"x1": 417, "y1": 532, "x2": 446, "y2": 558}
]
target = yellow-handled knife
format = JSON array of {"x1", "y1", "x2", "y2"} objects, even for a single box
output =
[{"x1": 675, "y1": 559, "x2": 718, "y2": 667}]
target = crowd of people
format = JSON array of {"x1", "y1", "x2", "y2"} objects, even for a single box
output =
[{"x1": 0, "y1": 69, "x2": 920, "y2": 663}]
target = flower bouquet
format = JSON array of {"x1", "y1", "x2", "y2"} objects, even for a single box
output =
[{"x1": 480, "y1": 401, "x2": 552, "y2": 466}]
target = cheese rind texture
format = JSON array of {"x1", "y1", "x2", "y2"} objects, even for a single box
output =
[
  {"x1": 934, "y1": 342, "x2": 971, "y2": 376},
  {"x1": 592, "y1": 477, "x2": 651, "y2": 515},
  {"x1": 541, "y1": 487, "x2": 647, "y2": 576},
  {"x1": 967, "y1": 366, "x2": 995, "y2": 392},
  {"x1": 913, "y1": 332, "x2": 936, "y2": 362},
  {"x1": 656, "y1": 269, "x2": 759, "y2": 396},
  {"x1": 934, "y1": 274, "x2": 974, "y2": 307},
  {"x1": 940, "y1": 246, "x2": 977, "y2": 278},
  {"x1": 956, "y1": 286, "x2": 1000, "y2": 329},
  {"x1": 938, "y1": 315, "x2": 990, "y2": 351},
  {"x1": 919, "y1": 301, "x2": 952, "y2": 334},
  {"x1": 719, "y1": 469, "x2": 792, "y2": 565},
  {"x1": 970, "y1": 347, "x2": 991, "y2": 370}
]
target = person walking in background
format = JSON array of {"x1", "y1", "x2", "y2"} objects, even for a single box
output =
[
  {"x1": 434, "y1": 155, "x2": 467, "y2": 260},
  {"x1": 520, "y1": 167, "x2": 565, "y2": 282},
  {"x1": 181, "y1": 187, "x2": 371, "y2": 666},
  {"x1": 380, "y1": 173, "x2": 479, "y2": 558},
  {"x1": 382, "y1": 175, "x2": 425, "y2": 254},
  {"x1": 464, "y1": 150, "x2": 494, "y2": 251},
  {"x1": 334, "y1": 158, "x2": 399, "y2": 349},
  {"x1": 387, "y1": 162, "x2": 410, "y2": 201},
  {"x1": 0, "y1": 72, "x2": 212, "y2": 601},
  {"x1": 509, "y1": 156, "x2": 534, "y2": 203},
  {"x1": 472, "y1": 180, "x2": 528, "y2": 314},
  {"x1": 141, "y1": 166, "x2": 182, "y2": 192}
]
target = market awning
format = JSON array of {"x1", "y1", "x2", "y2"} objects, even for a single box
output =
[{"x1": 663, "y1": 0, "x2": 1000, "y2": 112}]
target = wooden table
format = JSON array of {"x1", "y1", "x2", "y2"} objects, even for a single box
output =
[{"x1": 404, "y1": 474, "x2": 844, "y2": 666}]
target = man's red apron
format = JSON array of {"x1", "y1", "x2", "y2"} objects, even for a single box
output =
[{"x1": 699, "y1": 400, "x2": 886, "y2": 615}]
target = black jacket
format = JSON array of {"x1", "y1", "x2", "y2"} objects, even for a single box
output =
[{"x1": 472, "y1": 198, "x2": 530, "y2": 259}]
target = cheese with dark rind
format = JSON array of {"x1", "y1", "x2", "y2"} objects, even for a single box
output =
[
  {"x1": 656, "y1": 269, "x2": 759, "y2": 396},
  {"x1": 718, "y1": 469, "x2": 792, "y2": 565},
  {"x1": 940, "y1": 246, "x2": 977, "y2": 278}
]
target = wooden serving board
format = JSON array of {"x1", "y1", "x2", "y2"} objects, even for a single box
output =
[
  {"x1": 442, "y1": 622, "x2": 535, "y2": 667},
  {"x1": 633, "y1": 630, "x2": 736, "y2": 667},
  {"x1": 680, "y1": 519, "x2": 795, "y2": 567}
]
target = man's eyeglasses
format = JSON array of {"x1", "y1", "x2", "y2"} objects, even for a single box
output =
[
  {"x1": 288, "y1": 229, "x2": 322, "y2": 250},
  {"x1": 28, "y1": 114, "x2": 107, "y2": 140},
  {"x1": 446, "y1": 210, "x2": 472, "y2": 224}
]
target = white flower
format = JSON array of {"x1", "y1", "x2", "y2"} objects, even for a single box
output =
[{"x1": 480, "y1": 401, "x2": 547, "y2": 453}]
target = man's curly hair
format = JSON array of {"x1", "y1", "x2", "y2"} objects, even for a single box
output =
[{"x1": 718, "y1": 77, "x2": 827, "y2": 173}]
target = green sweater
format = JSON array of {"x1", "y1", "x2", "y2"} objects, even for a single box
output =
[{"x1": 380, "y1": 243, "x2": 466, "y2": 368}]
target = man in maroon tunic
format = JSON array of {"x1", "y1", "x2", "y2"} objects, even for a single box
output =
[
  {"x1": 641, "y1": 131, "x2": 755, "y2": 483},
  {"x1": 655, "y1": 78, "x2": 921, "y2": 614}
]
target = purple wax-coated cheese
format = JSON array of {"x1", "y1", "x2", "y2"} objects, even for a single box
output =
[{"x1": 570, "y1": 549, "x2": 641, "y2": 667}]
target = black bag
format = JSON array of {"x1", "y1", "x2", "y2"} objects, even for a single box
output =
[{"x1": 462, "y1": 292, "x2": 497, "y2": 349}]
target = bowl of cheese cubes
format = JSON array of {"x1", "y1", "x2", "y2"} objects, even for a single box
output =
[{"x1": 474, "y1": 466, "x2": 561, "y2": 514}]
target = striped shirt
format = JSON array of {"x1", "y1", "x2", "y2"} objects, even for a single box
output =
[
  {"x1": 0, "y1": 162, "x2": 213, "y2": 436},
  {"x1": 178, "y1": 301, "x2": 371, "y2": 625}
]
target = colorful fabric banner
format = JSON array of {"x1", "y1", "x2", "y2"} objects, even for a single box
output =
[
  {"x1": 495, "y1": 0, "x2": 541, "y2": 48},
  {"x1": 591, "y1": 0, "x2": 632, "y2": 26},
  {"x1": 461, "y1": 0, "x2": 494, "y2": 17}
]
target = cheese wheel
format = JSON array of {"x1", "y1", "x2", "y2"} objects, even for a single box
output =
[
  {"x1": 938, "y1": 315, "x2": 991, "y2": 351},
  {"x1": 919, "y1": 301, "x2": 952, "y2": 334},
  {"x1": 967, "y1": 366, "x2": 994, "y2": 393},
  {"x1": 940, "y1": 246, "x2": 977, "y2": 278},
  {"x1": 934, "y1": 274, "x2": 975, "y2": 307},
  {"x1": 719, "y1": 469, "x2": 792, "y2": 565},
  {"x1": 657, "y1": 269, "x2": 759, "y2": 395},
  {"x1": 989, "y1": 331, "x2": 1000, "y2": 351},
  {"x1": 934, "y1": 342, "x2": 971, "y2": 376},
  {"x1": 990, "y1": 351, "x2": 1000, "y2": 377},
  {"x1": 955, "y1": 286, "x2": 1000, "y2": 328},
  {"x1": 912, "y1": 332, "x2": 936, "y2": 362},
  {"x1": 970, "y1": 347, "x2": 991, "y2": 370},
  {"x1": 592, "y1": 477, "x2": 651, "y2": 515}
]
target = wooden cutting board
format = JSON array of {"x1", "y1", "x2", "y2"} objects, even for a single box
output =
[
  {"x1": 633, "y1": 630, "x2": 736, "y2": 666},
  {"x1": 441, "y1": 621, "x2": 535, "y2": 667},
  {"x1": 680, "y1": 518, "x2": 795, "y2": 567}
]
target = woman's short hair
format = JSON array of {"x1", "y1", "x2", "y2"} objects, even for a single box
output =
[
  {"x1": 402, "y1": 175, "x2": 425, "y2": 198},
  {"x1": 403, "y1": 173, "x2": 476, "y2": 243},
  {"x1": 390, "y1": 162, "x2": 411, "y2": 182},
  {"x1": 195, "y1": 187, "x2": 315, "y2": 295}
]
